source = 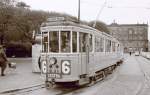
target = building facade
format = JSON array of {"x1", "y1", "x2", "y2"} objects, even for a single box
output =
[
  {"x1": 108, "y1": 23, "x2": 148, "y2": 53},
  {"x1": 148, "y1": 41, "x2": 150, "y2": 52}
]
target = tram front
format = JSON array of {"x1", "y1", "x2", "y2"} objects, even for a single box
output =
[{"x1": 40, "y1": 27, "x2": 83, "y2": 86}]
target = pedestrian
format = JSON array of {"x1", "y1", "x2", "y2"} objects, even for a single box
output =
[
  {"x1": 129, "y1": 52, "x2": 131, "y2": 56},
  {"x1": 0, "y1": 45, "x2": 8, "y2": 76}
]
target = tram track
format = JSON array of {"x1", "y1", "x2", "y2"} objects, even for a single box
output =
[
  {"x1": 136, "y1": 56, "x2": 150, "y2": 84},
  {"x1": 135, "y1": 56, "x2": 150, "y2": 95},
  {"x1": 0, "y1": 84, "x2": 85, "y2": 95},
  {"x1": 0, "y1": 84, "x2": 45, "y2": 95},
  {"x1": 0, "y1": 77, "x2": 116, "y2": 95},
  {"x1": 55, "y1": 85, "x2": 87, "y2": 95}
]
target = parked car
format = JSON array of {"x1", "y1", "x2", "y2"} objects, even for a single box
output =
[
  {"x1": 146, "y1": 52, "x2": 150, "y2": 59},
  {"x1": 135, "y1": 51, "x2": 139, "y2": 56}
]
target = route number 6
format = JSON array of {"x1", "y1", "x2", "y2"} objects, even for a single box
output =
[
  {"x1": 41, "y1": 60, "x2": 47, "y2": 73},
  {"x1": 62, "y1": 61, "x2": 71, "y2": 74}
]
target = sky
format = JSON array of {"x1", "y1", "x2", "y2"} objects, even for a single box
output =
[{"x1": 21, "y1": 0, "x2": 150, "y2": 41}]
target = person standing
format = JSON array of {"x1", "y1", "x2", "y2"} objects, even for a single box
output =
[{"x1": 0, "y1": 45, "x2": 8, "y2": 76}]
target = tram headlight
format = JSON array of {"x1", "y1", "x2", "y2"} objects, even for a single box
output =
[{"x1": 49, "y1": 57, "x2": 57, "y2": 65}]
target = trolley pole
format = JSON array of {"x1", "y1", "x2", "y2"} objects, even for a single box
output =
[{"x1": 93, "y1": 0, "x2": 107, "y2": 27}]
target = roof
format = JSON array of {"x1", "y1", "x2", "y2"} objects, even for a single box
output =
[
  {"x1": 40, "y1": 17, "x2": 116, "y2": 41},
  {"x1": 108, "y1": 23, "x2": 148, "y2": 27},
  {"x1": 41, "y1": 17, "x2": 98, "y2": 32}
]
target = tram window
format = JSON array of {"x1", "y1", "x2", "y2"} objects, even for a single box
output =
[
  {"x1": 42, "y1": 32, "x2": 48, "y2": 52},
  {"x1": 79, "y1": 33, "x2": 88, "y2": 52},
  {"x1": 105, "y1": 39, "x2": 111, "y2": 52},
  {"x1": 95, "y1": 37, "x2": 99, "y2": 52},
  {"x1": 61, "y1": 31, "x2": 70, "y2": 53},
  {"x1": 112, "y1": 42, "x2": 116, "y2": 52},
  {"x1": 72, "y1": 32, "x2": 77, "y2": 52},
  {"x1": 117, "y1": 44, "x2": 120, "y2": 52},
  {"x1": 95, "y1": 37, "x2": 103, "y2": 52},
  {"x1": 105, "y1": 39, "x2": 107, "y2": 52},
  {"x1": 100, "y1": 38, "x2": 104, "y2": 52},
  {"x1": 89, "y1": 34, "x2": 93, "y2": 52},
  {"x1": 49, "y1": 31, "x2": 59, "y2": 52}
]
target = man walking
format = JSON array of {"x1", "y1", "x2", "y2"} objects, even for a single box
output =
[
  {"x1": 0, "y1": 45, "x2": 8, "y2": 76},
  {"x1": 129, "y1": 52, "x2": 132, "y2": 56}
]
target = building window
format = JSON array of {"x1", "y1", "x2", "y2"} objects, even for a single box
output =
[
  {"x1": 129, "y1": 29, "x2": 133, "y2": 34},
  {"x1": 128, "y1": 29, "x2": 134, "y2": 40}
]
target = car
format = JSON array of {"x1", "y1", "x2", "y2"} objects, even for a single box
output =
[
  {"x1": 146, "y1": 52, "x2": 150, "y2": 59},
  {"x1": 135, "y1": 51, "x2": 139, "y2": 56}
]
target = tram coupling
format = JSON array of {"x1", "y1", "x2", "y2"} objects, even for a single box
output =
[{"x1": 45, "y1": 78, "x2": 55, "y2": 88}]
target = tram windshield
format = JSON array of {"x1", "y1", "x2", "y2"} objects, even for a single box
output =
[
  {"x1": 49, "y1": 31, "x2": 59, "y2": 52},
  {"x1": 61, "y1": 31, "x2": 71, "y2": 52},
  {"x1": 41, "y1": 31, "x2": 93, "y2": 53},
  {"x1": 42, "y1": 32, "x2": 48, "y2": 52}
]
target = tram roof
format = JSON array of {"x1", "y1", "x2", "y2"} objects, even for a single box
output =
[
  {"x1": 41, "y1": 17, "x2": 117, "y2": 40},
  {"x1": 41, "y1": 17, "x2": 99, "y2": 31}
]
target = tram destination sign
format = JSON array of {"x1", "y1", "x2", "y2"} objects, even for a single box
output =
[{"x1": 47, "y1": 17, "x2": 65, "y2": 22}]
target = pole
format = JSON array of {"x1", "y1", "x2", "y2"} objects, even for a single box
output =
[
  {"x1": 78, "y1": 0, "x2": 80, "y2": 23},
  {"x1": 93, "y1": 0, "x2": 107, "y2": 27}
]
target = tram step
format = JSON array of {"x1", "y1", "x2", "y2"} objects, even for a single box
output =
[{"x1": 78, "y1": 78, "x2": 89, "y2": 85}]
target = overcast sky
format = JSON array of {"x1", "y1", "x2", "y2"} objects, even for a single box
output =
[{"x1": 21, "y1": 0, "x2": 150, "y2": 40}]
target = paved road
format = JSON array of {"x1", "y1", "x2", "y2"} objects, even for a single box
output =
[
  {"x1": 135, "y1": 56, "x2": 150, "y2": 95},
  {"x1": 0, "y1": 55, "x2": 150, "y2": 95},
  {"x1": 66, "y1": 55, "x2": 144, "y2": 95}
]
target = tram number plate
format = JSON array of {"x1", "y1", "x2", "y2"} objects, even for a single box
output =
[{"x1": 48, "y1": 74, "x2": 61, "y2": 78}]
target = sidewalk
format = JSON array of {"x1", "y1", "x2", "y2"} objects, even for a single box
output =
[{"x1": 0, "y1": 58, "x2": 44, "y2": 93}]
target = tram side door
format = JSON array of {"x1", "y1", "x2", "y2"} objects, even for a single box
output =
[
  {"x1": 85, "y1": 36, "x2": 90, "y2": 75},
  {"x1": 79, "y1": 33, "x2": 90, "y2": 75}
]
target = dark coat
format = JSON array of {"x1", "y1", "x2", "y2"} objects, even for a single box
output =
[{"x1": 0, "y1": 50, "x2": 7, "y2": 67}]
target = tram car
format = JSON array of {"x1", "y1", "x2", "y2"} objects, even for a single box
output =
[{"x1": 38, "y1": 17, "x2": 123, "y2": 86}]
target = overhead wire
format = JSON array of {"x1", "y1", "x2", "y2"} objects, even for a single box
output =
[
  {"x1": 81, "y1": 0, "x2": 150, "y2": 9},
  {"x1": 107, "y1": 5, "x2": 150, "y2": 9}
]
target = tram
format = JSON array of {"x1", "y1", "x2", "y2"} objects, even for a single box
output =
[{"x1": 38, "y1": 17, "x2": 123, "y2": 86}]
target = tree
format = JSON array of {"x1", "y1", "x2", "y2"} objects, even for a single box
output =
[
  {"x1": 16, "y1": 1, "x2": 30, "y2": 8},
  {"x1": 0, "y1": 0, "x2": 16, "y2": 7},
  {"x1": 88, "y1": 21, "x2": 110, "y2": 34},
  {"x1": 0, "y1": 5, "x2": 15, "y2": 44}
]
